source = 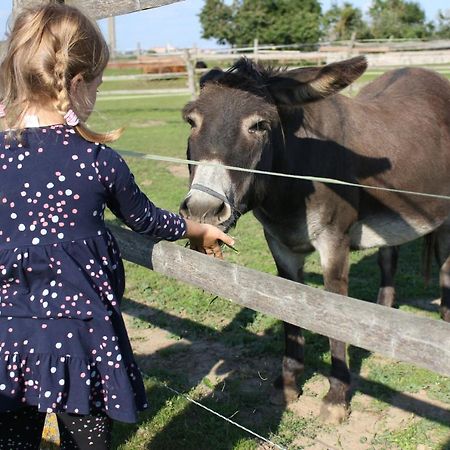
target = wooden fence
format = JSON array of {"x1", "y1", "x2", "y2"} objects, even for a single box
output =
[{"x1": 111, "y1": 225, "x2": 450, "y2": 378}]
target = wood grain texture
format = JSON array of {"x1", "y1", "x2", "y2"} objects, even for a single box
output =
[
  {"x1": 13, "y1": 0, "x2": 184, "y2": 19},
  {"x1": 110, "y1": 225, "x2": 450, "y2": 377}
]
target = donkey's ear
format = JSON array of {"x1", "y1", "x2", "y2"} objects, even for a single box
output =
[
  {"x1": 200, "y1": 67, "x2": 224, "y2": 89},
  {"x1": 268, "y1": 56, "x2": 367, "y2": 106}
]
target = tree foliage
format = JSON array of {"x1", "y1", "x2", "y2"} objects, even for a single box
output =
[
  {"x1": 199, "y1": 0, "x2": 447, "y2": 46},
  {"x1": 199, "y1": 0, "x2": 235, "y2": 45},
  {"x1": 368, "y1": 0, "x2": 432, "y2": 38},
  {"x1": 322, "y1": 2, "x2": 370, "y2": 40},
  {"x1": 435, "y1": 9, "x2": 450, "y2": 38},
  {"x1": 199, "y1": 0, "x2": 322, "y2": 46}
]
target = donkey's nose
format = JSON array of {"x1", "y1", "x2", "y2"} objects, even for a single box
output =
[{"x1": 179, "y1": 193, "x2": 231, "y2": 225}]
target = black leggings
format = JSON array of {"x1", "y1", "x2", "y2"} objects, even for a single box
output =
[{"x1": 0, "y1": 405, "x2": 113, "y2": 450}]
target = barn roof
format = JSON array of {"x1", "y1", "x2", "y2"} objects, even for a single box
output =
[{"x1": 13, "y1": 0, "x2": 185, "y2": 19}]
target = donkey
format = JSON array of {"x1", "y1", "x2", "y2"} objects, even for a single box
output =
[{"x1": 179, "y1": 56, "x2": 450, "y2": 422}]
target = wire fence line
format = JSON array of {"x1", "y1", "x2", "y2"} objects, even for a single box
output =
[
  {"x1": 118, "y1": 150, "x2": 450, "y2": 202},
  {"x1": 162, "y1": 381, "x2": 340, "y2": 449},
  {"x1": 162, "y1": 382, "x2": 288, "y2": 450}
]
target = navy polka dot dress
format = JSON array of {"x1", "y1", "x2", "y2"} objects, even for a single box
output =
[{"x1": 0, "y1": 125, "x2": 186, "y2": 423}]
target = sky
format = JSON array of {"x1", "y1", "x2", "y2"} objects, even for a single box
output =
[{"x1": 0, "y1": 0, "x2": 448, "y2": 52}]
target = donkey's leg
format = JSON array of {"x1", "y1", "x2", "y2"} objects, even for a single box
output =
[
  {"x1": 316, "y1": 233, "x2": 351, "y2": 423},
  {"x1": 376, "y1": 246, "x2": 400, "y2": 307},
  {"x1": 439, "y1": 256, "x2": 450, "y2": 322},
  {"x1": 273, "y1": 317, "x2": 305, "y2": 403},
  {"x1": 265, "y1": 231, "x2": 306, "y2": 404},
  {"x1": 434, "y1": 223, "x2": 450, "y2": 322}
]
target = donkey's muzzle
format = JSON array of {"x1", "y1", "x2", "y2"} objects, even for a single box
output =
[{"x1": 179, "y1": 187, "x2": 232, "y2": 227}]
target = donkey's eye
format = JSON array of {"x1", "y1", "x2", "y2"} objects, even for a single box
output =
[
  {"x1": 186, "y1": 116, "x2": 197, "y2": 129},
  {"x1": 248, "y1": 121, "x2": 270, "y2": 134}
]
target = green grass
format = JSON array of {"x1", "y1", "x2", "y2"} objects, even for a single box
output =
[
  {"x1": 88, "y1": 70, "x2": 450, "y2": 450},
  {"x1": 101, "y1": 77, "x2": 189, "y2": 92}
]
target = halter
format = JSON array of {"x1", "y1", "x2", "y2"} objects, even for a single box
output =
[{"x1": 190, "y1": 183, "x2": 242, "y2": 220}]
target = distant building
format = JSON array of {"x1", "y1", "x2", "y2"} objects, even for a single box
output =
[{"x1": 150, "y1": 44, "x2": 177, "y2": 54}]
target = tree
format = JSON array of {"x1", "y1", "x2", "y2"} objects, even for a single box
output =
[
  {"x1": 322, "y1": 2, "x2": 370, "y2": 40},
  {"x1": 435, "y1": 9, "x2": 450, "y2": 38},
  {"x1": 199, "y1": 0, "x2": 323, "y2": 46},
  {"x1": 368, "y1": 0, "x2": 433, "y2": 39},
  {"x1": 199, "y1": 0, "x2": 235, "y2": 45}
]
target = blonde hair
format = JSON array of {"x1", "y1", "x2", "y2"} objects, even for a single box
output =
[{"x1": 0, "y1": 2, "x2": 122, "y2": 143}]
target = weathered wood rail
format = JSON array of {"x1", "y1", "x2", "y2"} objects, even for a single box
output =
[
  {"x1": 13, "y1": 0, "x2": 184, "y2": 19},
  {"x1": 110, "y1": 224, "x2": 450, "y2": 378}
]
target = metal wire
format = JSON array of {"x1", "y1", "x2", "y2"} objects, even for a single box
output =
[
  {"x1": 118, "y1": 150, "x2": 450, "y2": 202},
  {"x1": 162, "y1": 382, "x2": 288, "y2": 450}
]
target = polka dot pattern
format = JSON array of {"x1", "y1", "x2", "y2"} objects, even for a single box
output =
[
  {"x1": 0, "y1": 404, "x2": 113, "y2": 448},
  {"x1": 0, "y1": 125, "x2": 186, "y2": 423}
]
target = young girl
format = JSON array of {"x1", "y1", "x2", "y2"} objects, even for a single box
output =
[{"x1": 0, "y1": 3, "x2": 233, "y2": 449}]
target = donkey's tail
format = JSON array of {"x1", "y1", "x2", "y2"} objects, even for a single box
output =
[{"x1": 422, "y1": 232, "x2": 436, "y2": 286}]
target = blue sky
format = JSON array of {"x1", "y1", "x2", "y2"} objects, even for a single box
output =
[{"x1": 0, "y1": 0, "x2": 448, "y2": 51}]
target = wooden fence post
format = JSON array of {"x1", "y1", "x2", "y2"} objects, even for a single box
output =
[
  {"x1": 253, "y1": 38, "x2": 259, "y2": 62},
  {"x1": 185, "y1": 48, "x2": 197, "y2": 100},
  {"x1": 108, "y1": 16, "x2": 117, "y2": 60},
  {"x1": 347, "y1": 31, "x2": 357, "y2": 57}
]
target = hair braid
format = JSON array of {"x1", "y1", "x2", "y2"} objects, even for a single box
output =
[{"x1": 53, "y1": 47, "x2": 71, "y2": 118}]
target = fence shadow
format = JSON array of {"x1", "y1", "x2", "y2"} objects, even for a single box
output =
[
  {"x1": 109, "y1": 235, "x2": 449, "y2": 448},
  {"x1": 112, "y1": 302, "x2": 288, "y2": 449},
  {"x1": 112, "y1": 276, "x2": 449, "y2": 449}
]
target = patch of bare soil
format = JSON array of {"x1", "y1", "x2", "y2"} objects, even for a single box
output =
[
  {"x1": 288, "y1": 381, "x2": 450, "y2": 449},
  {"x1": 167, "y1": 164, "x2": 189, "y2": 179}
]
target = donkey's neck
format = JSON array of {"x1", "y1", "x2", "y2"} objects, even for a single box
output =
[{"x1": 297, "y1": 94, "x2": 358, "y2": 144}]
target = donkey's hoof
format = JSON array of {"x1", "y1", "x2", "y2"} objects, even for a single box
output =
[
  {"x1": 376, "y1": 286, "x2": 395, "y2": 308},
  {"x1": 319, "y1": 401, "x2": 349, "y2": 424},
  {"x1": 284, "y1": 386, "x2": 300, "y2": 404},
  {"x1": 440, "y1": 306, "x2": 450, "y2": 322}
]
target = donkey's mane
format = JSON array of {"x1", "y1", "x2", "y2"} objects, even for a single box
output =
[
  {"x1": 227, "y1": 58, "x2": 280, "y2": 83},
  {"x1": 201, "y1": 58, "x2": 282, "y2": 94}
]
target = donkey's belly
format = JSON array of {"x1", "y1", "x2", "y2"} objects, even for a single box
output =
[{"x1": 349, "y1": 214, "x2": 445, "y2": 249}]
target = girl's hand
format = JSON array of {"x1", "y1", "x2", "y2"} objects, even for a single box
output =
[{"x1": 185, "y1": 219, "x2": 235, "y2": 259}]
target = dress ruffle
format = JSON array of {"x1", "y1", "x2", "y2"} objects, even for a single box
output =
[{"x1": 0, "y1": 350, "x2": 147, "y2": 423}]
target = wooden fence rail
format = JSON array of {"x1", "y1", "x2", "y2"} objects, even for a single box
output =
[
  {"x1": 13, "y1": 0, "x2": 184, "y2": 19},
  {"x1": 110, "y1": 224, "x2": 450, "y2": 378}
]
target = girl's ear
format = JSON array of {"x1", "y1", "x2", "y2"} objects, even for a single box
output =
[{"x1": 69, "y1": 73, "x2": 84, "y2": 96}]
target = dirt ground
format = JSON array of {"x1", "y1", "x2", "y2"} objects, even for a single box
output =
[
  {"x1": 123, "y1": 308, "x2": 450, "y2": 450},
  {"x1": 40, "y1": 306, "x2": 450, "y2": 450}
]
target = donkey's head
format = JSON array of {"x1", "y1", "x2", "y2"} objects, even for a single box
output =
[{"x1": 179, "y1": 56, "x2": 367, "y2": 230}]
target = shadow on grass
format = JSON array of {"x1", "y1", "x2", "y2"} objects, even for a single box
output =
[
  {"x1": 112, "y1": 238, "x2": 447, "y2": 448},
  {"x1": 113, "y1": 290, "x2": 449, "y2": 449},
  {"x1": 113, "y1": 305, "x2": 288, "y2": 449}
]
